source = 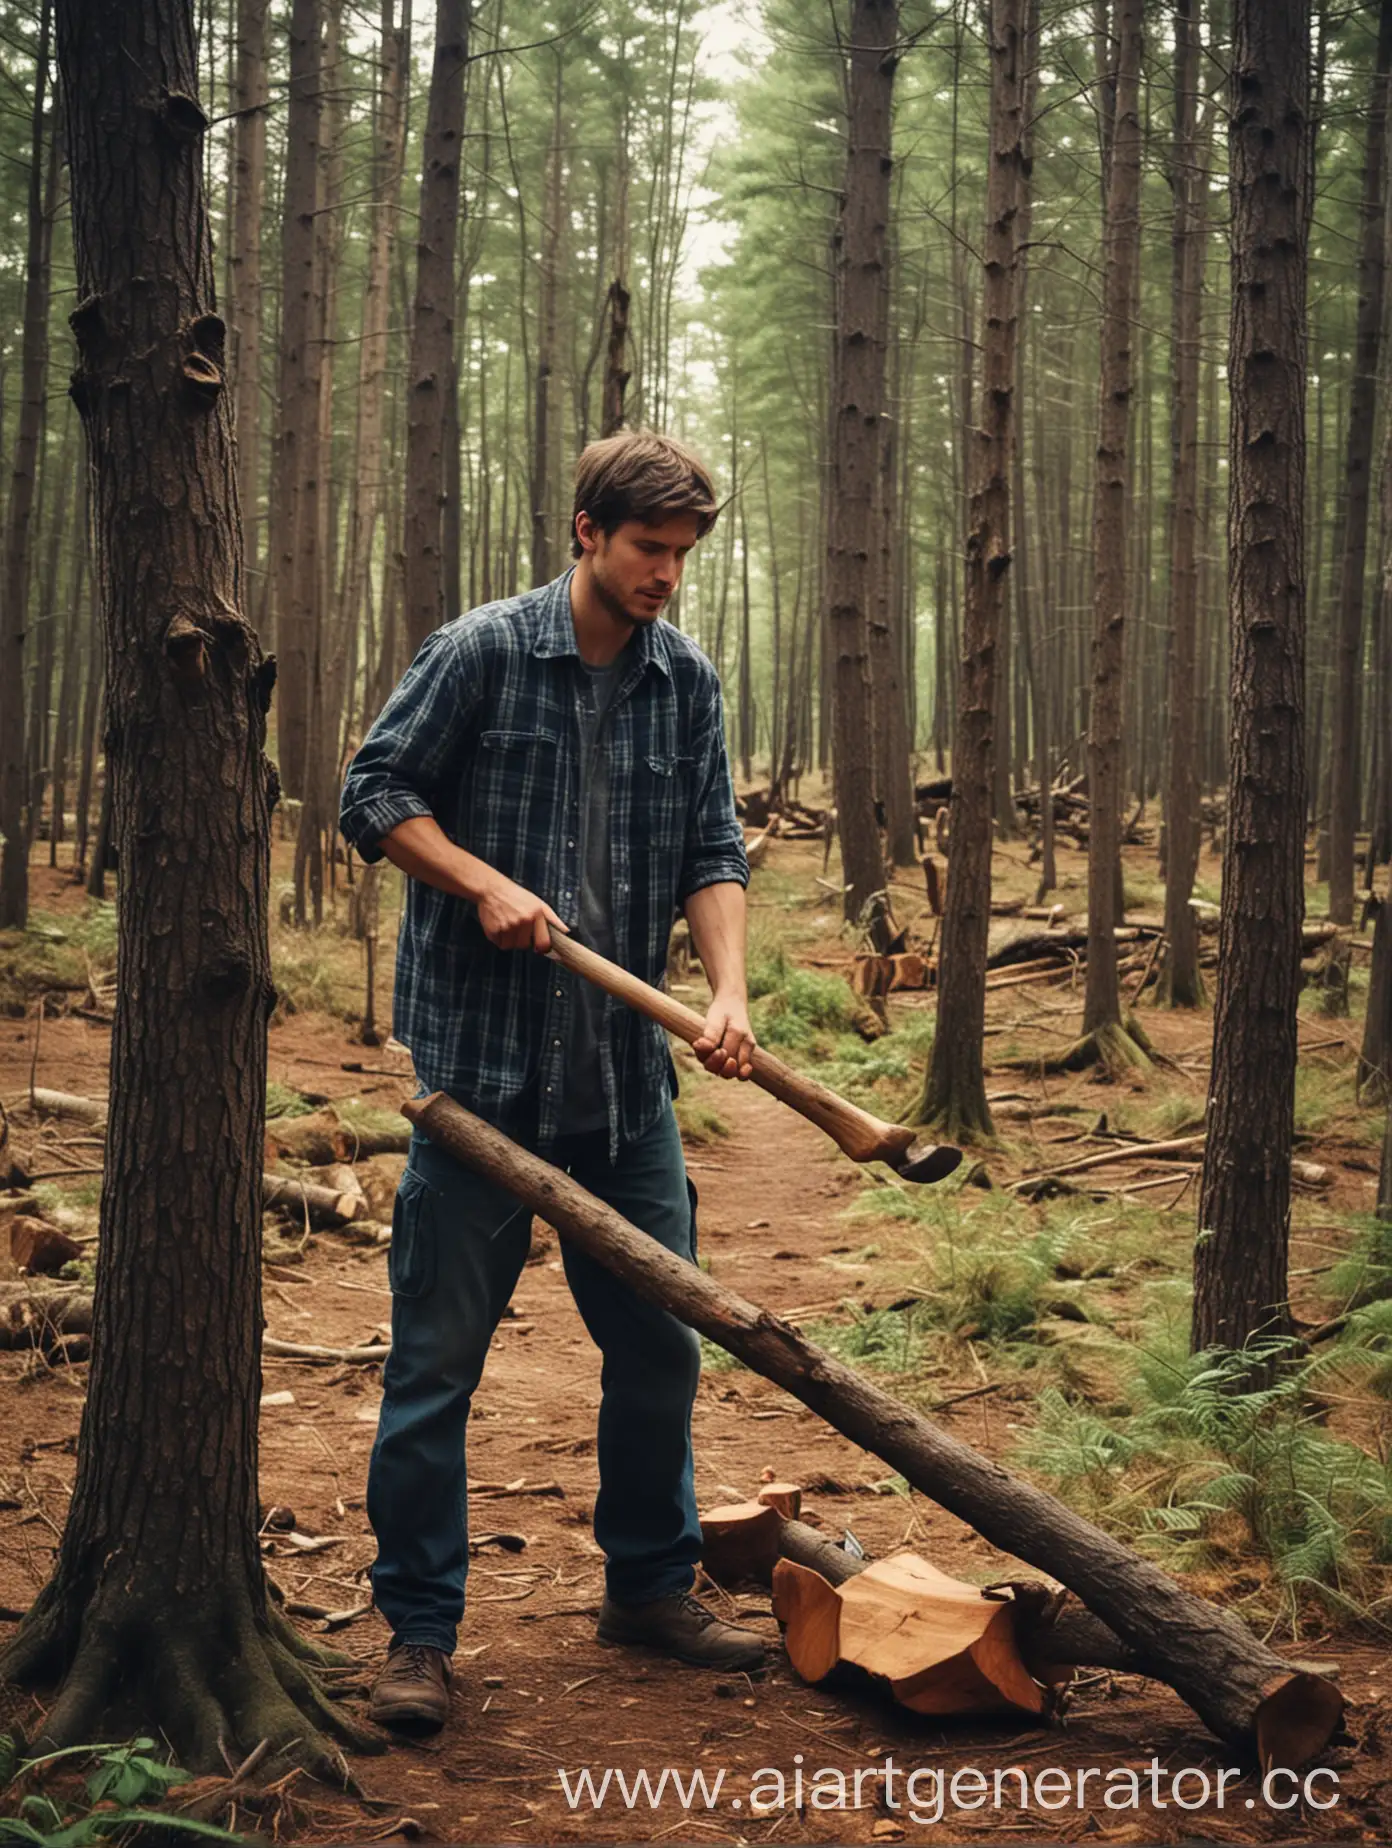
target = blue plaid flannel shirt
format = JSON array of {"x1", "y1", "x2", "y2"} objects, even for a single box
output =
[{"x1": 339, "y1": 568, "x2": 749, "y2": 1154}]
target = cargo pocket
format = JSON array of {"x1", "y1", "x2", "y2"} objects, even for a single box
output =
[{"x1": 389, "y1": 1169, "x2": 438, "y2": 1300}]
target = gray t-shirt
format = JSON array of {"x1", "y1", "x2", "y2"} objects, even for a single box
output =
[{"x1": 557, "y1": 652, "x2": 628, "y2": 1134}]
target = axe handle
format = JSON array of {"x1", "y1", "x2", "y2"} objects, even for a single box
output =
[{"x1": 545, "y1": 930, "x2": 911, "y2": 1167}]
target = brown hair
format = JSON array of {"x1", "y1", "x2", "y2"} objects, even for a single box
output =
[{"x1": 570, "y1": 430, "x2": 719, "y2": 557}]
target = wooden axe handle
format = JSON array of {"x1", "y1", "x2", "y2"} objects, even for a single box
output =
[{"x1": 546, "y1": 930, "x2": 913, "y2": 1167}]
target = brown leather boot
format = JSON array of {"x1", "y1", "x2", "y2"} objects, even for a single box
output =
[
  {"x1": 369, "y1": 1642, "x2": 454, "y2": 1733},
  {"x1": 597, "y1": 1591, "x2": 768, "y2": 1670}
]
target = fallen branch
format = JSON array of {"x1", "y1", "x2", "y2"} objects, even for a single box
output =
[
  {"x1": 262, "y1": 1337, "x2": 389, "y2": 1364},
  {"x1": 404, "y1": 1091, "x2": 1343, "y2": 1766}
]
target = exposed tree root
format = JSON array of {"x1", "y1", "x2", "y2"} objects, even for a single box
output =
[
  {"x1": 1009, "y1": 1013, "x2": 1154, "y2": 1078},
  {"x1": 1155, "y1": 960, "x2": 1207, "y2": 1009},
  {"x1": 0, "y1": 1574, "x2": 385, "y2": 1783},
  {"x1": 904, "y1": 1073, "x2": 998, "y2": 1149}
]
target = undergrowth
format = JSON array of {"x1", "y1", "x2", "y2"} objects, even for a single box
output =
[
  {"x1": 0, "y1": 1734, "x2": 239, "y2": 1845},
  {"x1": 0, "y1": 905, "x2": 118, "y2": 1014},
  {"x1": 1017, "y1": 1331, "x2": 1392, "y2": 1630}
]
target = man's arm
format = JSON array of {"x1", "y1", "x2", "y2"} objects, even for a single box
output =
[
  {"x1": 379, "y1": 816, "x2": 566, "y2": 953},
  {"x1": 340, "y1": 628, "x2": 563, "y2": 954},
  {"x1": 685, "y1": 880, "x2": 756, "y2": 1080}
]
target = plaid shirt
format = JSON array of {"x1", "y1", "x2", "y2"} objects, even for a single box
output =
[{"x1": 339, "y1": 568, "x2": 749, "y2": 1153}]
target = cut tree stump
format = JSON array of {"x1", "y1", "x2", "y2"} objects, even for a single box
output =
[
  {"x1": 772, "y1": 1518, "x2": 1148, "y2": 1682},
  {"x1": 699, "y1": 1502, "x2": 782, "y2": 1583},
  {"x1": 772, "y1": 1554, "x2": 1046, "y2": 1719},
  {"x1": 403, "y1": 1090, "x2": 1344, "y2": 1767}
]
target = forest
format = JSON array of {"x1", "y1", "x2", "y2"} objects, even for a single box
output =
[{"x1": 0, "y1": 0, "x2": 1390, "y2": 1842}]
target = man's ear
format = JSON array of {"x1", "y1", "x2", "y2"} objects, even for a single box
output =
[{"x1": 574, "y1": 510, "x2": 598, "y2": 556}]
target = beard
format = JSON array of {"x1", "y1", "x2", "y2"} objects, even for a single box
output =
[{"x1": 591, "y1": 556, "x2": 667, "y2": 626}]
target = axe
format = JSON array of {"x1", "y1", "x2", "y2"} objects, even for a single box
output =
[{"x1": 545, "y1": 931, "x2": 961, "y2": 1184}]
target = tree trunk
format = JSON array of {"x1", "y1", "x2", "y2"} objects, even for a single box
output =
[
  {"x1": 1080, "y1": 0, "x2": 1147, "y2": 1070},
  {"x1": 339, "y1": 0, "x2": 409, "y2": 737},
  {"x1": 1359, "y1": 895, "x2": 1392, "y2": 1103},
  {"x1": 269, "y1": 0, "x2": 323, "y2": 800},
  {"x1": 529, "y1": 55, "x2": 564, "y2": 589},
  {"x1": 402, "y1": 0, "x2": 468, "y2": 650},
  {"x1": 1193, "y1": 0, "x2": 1311, "y2": 1361},
  {"x1": 1159, "y1": 0, "x2": 1207, "y2": 1008},
  {"x1": 827, "y1": 0, "x2": 898, "y2": 946},
  {"x1": 406, "y1": 1090, "x2": 1345, "y2": 1767},
  {"x1": 912, "y1": 0, "x2": 1027, "y2": 1142},
  {"x1": 1327, "y1": 0, "x2": 1392, "y2": 926},
  {"x1": 228, "y1": 0, "x2": 269, "y2": 582},
  {"x1": 1, "y1": 0, "x2": 378, "y2": 1776},
  {"x1": 0, "y1": 0, "x2": 53, "y2": 930}
]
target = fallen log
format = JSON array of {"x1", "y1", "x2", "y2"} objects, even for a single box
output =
[
  {"x1": 404, "y1": 1091, "x2": 1343, "y2": 1767},
  {"x1": 262, "y1": 1337, "x2": 389, "y2": 1364},
  {"x1": 0, "y1": 1283, "x2": 93, "y2": 1348},
  {"x1": 29, "y1": 1089, "x2": 107, "y2": 1129},
  {"x1": 264, "y1": 1109, "x2": 410, "y2": 1165},
  {"x1": 261, "y1": 1173, "x2": 363, "y2": 1228}
]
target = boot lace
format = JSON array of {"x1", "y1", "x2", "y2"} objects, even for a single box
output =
[{"x1": 390, "y1": 1643, "x2": 443, "y2": 1682}]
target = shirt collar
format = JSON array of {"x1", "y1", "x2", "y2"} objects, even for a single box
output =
[{"x1": 531, "y1": 565, "x2": 673, "y2": 680}]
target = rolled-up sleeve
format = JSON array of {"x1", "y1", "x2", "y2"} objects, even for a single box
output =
[
  {"x1": 339, "y1": 626, "x2": 478, "y2": 863},
  {"x1": 677, "y1": 675, "x2": 749, "y2": 903}
]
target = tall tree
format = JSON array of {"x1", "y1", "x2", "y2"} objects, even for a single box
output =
[
  {"x1": 1193, "y1": 0, "x2": 1311, "y2": 1358},
  {"x1": 826, "y1": 0, "x2": 898, "y2": 944},
  {"x1": 228, "y1": 0, "x2": 270, "y2": 586},
  {"x1": 1159, "y1": 0, "x2": 1208, "y2": 1007},
  {"x1": 0, "y1": 0, "x2": 52, "y2": 930},
  {"x1": 1078, "y1": 0, "x2": 1149, "y2": 1071},
  {"x1": 403, "y1": 0, "x2": 469, "y2": 651},
  {"x1": 0, "y1": 0, "x2": 377, "y2": 1772},
  {"x1": 1326, "y1": 0, "x2": 1392, "y2": 928},
  {"x1": 269, "y1": 0, "x2": 324, "y2": 798},
  {"x1": 911, "y1": 0, "x2": 1028, "y2": 1142}
]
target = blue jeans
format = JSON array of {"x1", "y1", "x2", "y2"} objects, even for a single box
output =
[{"x1": 367, "y1": 1102, "x2": 703, "y2": 1652}]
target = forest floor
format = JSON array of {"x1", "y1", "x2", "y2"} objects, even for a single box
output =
[{"x1": 0, "y1": 807, "x2": 1390, "y2": 1844}]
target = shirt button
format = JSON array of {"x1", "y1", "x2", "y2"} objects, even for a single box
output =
[
  {"x1": 553, "y1": 1038, "x2": 562, "y2": 1047},
  {"x1": 567, "y1": 839, "x2": 575, "y2": 848},
  {"x1": 554, "y1": 987, "x2": 563, "y2": 998}
]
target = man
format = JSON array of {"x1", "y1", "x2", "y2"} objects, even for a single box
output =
[{"x1": 339, "y1": 431, "x2": 765, "y2": 1736}]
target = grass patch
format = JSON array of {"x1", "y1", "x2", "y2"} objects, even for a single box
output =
[
  {"x1": 0, "y1": 902, "x2": 118, "y2": 1013},
  {"x1": 1017, "y1": 1330, "x2": 1392, "y2": 1628},
  {"x1": 674, "y1": 1092, "x2": 731, "y2": 1145},
  {"x1": 264, "y1": 1081, "x2": 313, "y2": 1120}
]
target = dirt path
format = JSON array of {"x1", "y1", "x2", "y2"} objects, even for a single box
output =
[{"x1": 0, "y1": 1008, "x2": 1388, "y2": 1843}]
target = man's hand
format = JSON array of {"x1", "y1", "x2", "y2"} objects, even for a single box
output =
[
  {"x1": 477, "y1": 872, "x2": 568, "y2": 953},
  {"x1": 693, "y1": 991, "x2": 757, "y2": 1080}
]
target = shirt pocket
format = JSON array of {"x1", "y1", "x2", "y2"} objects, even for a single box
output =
[
  {"x1": 389, "y1": 1169, "x2": 438, "y2": 1300},
  {"x1": 642, "y1": 752, "x2": 694, "y2": 857},
  {"x1": 473, "y1": 729, "x2": 560, "y2": 871}
]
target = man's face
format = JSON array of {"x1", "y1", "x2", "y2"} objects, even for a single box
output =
[{"x1": 577, "y1": 510, "x2": 703, "y2": 626}]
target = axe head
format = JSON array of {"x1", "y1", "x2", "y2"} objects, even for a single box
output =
[{"x1": 891, "y1": 1140, "x2": 964, "y2": 1185}]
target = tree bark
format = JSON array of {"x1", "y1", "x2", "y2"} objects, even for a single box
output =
[
  {"x1": 0, "y1": 0, "x2": 53, "y2": 930},
  {"x1": 1080, "y1": 0, "x2": 1147, "y2": 1068},
  {"x1": 827, "y1": 0, "x2": 898, "y2": 945},
  {"x1": 1, "y1": 0, "x2": 377, "y2": 1777},
  {"x1": 1327, "y1": 0, "x2": 1392, "y2": 926},
  {"x1": 1194, "y1": 0, "x2": 1311, "y2": 1360},
  {"x1": 405, "y1": 1090, "x2": 1344, "y2": 1766},
  {"x1": 1159, "y1": 0, "x2": 1207, "y2": 1008},
  {"x1": 912, "y1": 0, "x2": 1027, "y2": 1142},
  {"x1": 402, "y1": 0, "x2": 468, "y2": 650}
]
